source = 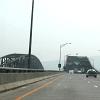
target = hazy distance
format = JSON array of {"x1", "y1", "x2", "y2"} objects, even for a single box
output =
[{"x1": 0, "y1": 0, "x2": 100, "y2": 70}]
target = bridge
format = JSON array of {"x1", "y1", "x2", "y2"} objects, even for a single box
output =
[
  {"x1": 0, "y1": 54, "x2": 100, "y2": 100},
  {"x1": 0, "y1": 53, "x2": 44, "y2": 72},
  {"x1": 63, "y1": 56, "x2": 96, "y2": 73},
  {"x1": 0, "y1": 53, "x2": 61, "y2": 92}
]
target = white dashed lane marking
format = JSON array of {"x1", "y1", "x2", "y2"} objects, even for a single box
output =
[{"x1": 94, "y1": 85, "x2": 98, "y2": 88}]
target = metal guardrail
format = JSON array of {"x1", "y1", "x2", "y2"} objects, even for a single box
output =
[
  {"x1": 0, "y1": 67, "x2": 59, "y2": 73},
  {"x1": 0, "y1": 67, "x2": 44, "y2": 73}
]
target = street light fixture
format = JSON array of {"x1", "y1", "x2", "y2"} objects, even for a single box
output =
[
  {"x1": 28, "y1": 0, "x2": 34, "y2": 69},
  {"x1": 58, "y1": 42, "x2": 71, "y2": 71}
]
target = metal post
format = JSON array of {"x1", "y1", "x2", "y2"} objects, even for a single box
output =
[
  {"x1": 59, "y1": 45, "x2": 61, "y2": 64},
  {"x1": 58, "y1": 43, "x2": 71, "y2": 71},
  {"x1": 58, "y1": 45, "x2": 61, "y2": 71},
  {"x1": 28, "y1": 0, "x2": 34, "y2": 69}
]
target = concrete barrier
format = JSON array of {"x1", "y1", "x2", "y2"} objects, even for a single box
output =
[
  {"x1": 0, "y1": 73, "x2": 63, "y2": 92},
  {"x1": 0, "y1": 72, "x2": 63, "y2": 92},
  {"x1": 0, "y1": 72, "x2": 61, "y2": 84}
]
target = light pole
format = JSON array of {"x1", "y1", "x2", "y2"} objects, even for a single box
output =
[
  {"x1": 58, "y1": 43, "x2": 71, "y2": 71},
  {"x1": 28, "y1": 0, "x2": 34, "y2": 69}
]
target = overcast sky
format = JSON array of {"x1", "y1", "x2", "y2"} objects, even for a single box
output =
[{"x1": 0, "y1": 0, "x2": 100, "y2": 68}]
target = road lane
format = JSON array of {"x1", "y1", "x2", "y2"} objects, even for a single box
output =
[
  {"x1": 15, "y1": 76, "x2": 62, "y2": 100},
  {"x1": 0, "y1": 74, "x2": 63, "y2": 100},
  {"x1": 0, "y1": 73, "x2": 100, "y2": 100},
  {"x1": 22, "y1": 74, "x2": 100, "y2": 100}
]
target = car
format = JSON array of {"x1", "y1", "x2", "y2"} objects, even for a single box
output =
[{"x1": 86, "y1": 69, "x2": 97, "y2": 78}]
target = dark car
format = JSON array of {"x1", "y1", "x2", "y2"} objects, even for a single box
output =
[{"x1": 86, "y1": 69, "x2": 97, "y2": 78}]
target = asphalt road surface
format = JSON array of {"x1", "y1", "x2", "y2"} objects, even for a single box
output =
[{"x1": 0, "y1": 73, "x2": 100, "y2": 100}]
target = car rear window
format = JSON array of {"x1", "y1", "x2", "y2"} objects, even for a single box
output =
[{"x1": 88, "y1": 71, "x2": 96, "y2": 74}]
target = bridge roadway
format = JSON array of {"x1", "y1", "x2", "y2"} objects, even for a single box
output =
[{"x1": 0, "y1": 73, "x2": 100, "y2": 100}]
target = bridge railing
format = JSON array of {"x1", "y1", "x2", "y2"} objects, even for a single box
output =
[
  {"x1": 0, "y1": 67, "x2": 45, "y2": 73},
  {"x1": 0, "y1": 67, "x2": 60, "y2": 73}
]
